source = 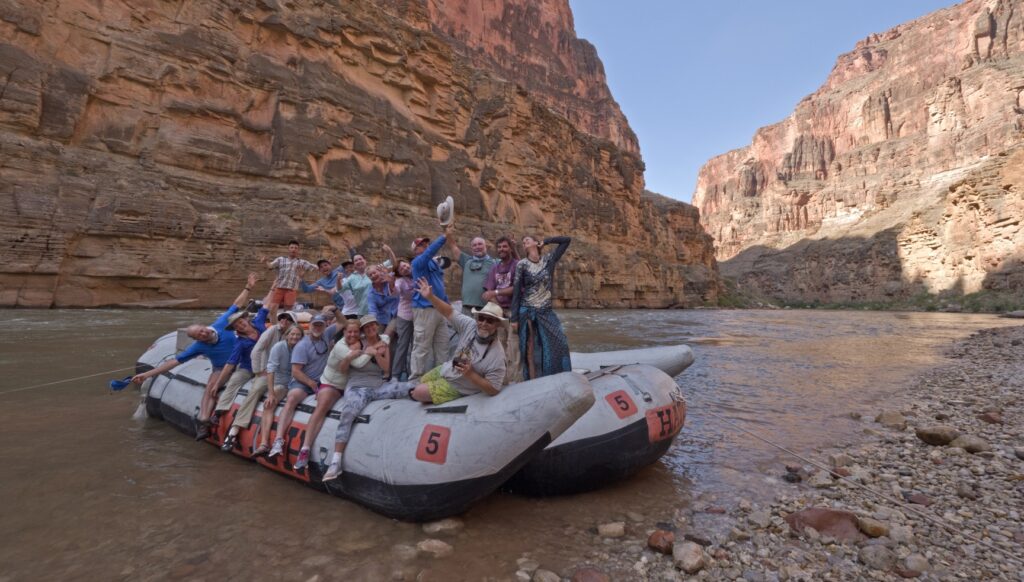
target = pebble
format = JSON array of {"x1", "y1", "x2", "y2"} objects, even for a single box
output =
[
  {"x1": 517, "y1": 558, "x2": 540, "y2": 573},
  {"x1": 570, "y1": 567, "x2": 610, "y2": 582},
  {"x1": 915, "y1": 425, "x2": 960, "y2": 446},
  {"x1": 875, "y1": 411, "x2": 907, "y2": 430},
  {"x1": 1016, "y1": 447, "x2": 1024, "y2": 461},
  {"x1": 672, "y1": 541, "x2": 706, "y2": 574},
  {"x1": 422, "y1": 517, "x2": 464, "y2": 535},
  {"x1": 807, "y1": 471, "x2": 834, "y2": 488},
  {"x1": 416, "y1": 539, "x2": 453, "y2": 558},
  {"x1": 856, "y1": 517, "x2": 889, "y2": 538},
  {"x1": 647, "y1": 530, "x2": 674, "y2": 555},
  {"x1": 858, "y1": 546, "x2": 896, "y2": 571},
  {"x1": 532, "y1": 569, "x2": 560, "y2": 582},
  {"x1": 748, "y1": 510, "x2": 771, "y2": 529},
  {"x1": 597, "y1": 522, "x2": 625, "y2": 538},
  {"x1": 949, "y1": 435, "x2": 992, "y2": 453}
]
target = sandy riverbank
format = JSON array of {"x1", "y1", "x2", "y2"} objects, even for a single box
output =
[{"x1": 528, "y1": 323, "x2": 1024, "y2": 581}]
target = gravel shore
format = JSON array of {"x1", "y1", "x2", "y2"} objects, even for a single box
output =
[{"x1": 522, "y1": 323, "x2": 1024, "y2": 581}]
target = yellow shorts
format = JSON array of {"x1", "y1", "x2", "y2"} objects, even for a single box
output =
[{"x1": 422, "y1": 367, "x2": 462, "y2": 405}]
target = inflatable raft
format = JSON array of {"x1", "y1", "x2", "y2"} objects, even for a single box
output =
[
  {"x1": 133, "y1": 331, "x2": 693, "y2": 515},
  {"x1": 137, "y1": 332, "x2": 593, "y2": 521}
]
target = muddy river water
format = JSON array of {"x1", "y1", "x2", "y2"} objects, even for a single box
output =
[{"x1": 0, "y1": 309, "x2": 1017, "y2": 580}]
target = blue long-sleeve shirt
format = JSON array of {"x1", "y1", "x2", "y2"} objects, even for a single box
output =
[
  {"x1": 368, "y1": 283, "x2": 399, "y2": 326},
  {"x1": 175, "y1": 305, "x2": 239, "y2": 368},
  {"x1": 411, "y1": 235, "x2": 449, "y2": 308},
  {"x1": 299, "y1": 266, "x2": 345, "y2": 294},
  {"x1": 225, "y1": 307, "x2": 270, "y2": 371}
]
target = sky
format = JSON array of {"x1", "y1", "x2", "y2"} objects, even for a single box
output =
[{"x1": 568, "y1": 0, "x2": 957, "y2": 203}]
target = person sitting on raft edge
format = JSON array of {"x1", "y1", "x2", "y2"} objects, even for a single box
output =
[
  {"x1": 321, "y1": 276, "x2": 506, "y2": 482},
  {"x1": 130, "y1": 275, "x2": 258, "y2": 420}
]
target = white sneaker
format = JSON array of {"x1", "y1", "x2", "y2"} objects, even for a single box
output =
[
  {"x1": 322, "y1": 462, "x2": 343, "y2": 483},
  {"x1": 268, "y1": 438, "x2": 284, "y2": 458}
]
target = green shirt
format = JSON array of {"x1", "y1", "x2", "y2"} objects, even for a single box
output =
[{"x1": 458, "y1": 252, "x2": 497, "y2": 308}]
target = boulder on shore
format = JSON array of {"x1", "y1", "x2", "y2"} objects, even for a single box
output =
[
  {"x1": 784, "y1": 508, "x2": 866, "y2": 543},
  {"x1": 915, "y1": 425, "x2": 960, "y2": 446}
]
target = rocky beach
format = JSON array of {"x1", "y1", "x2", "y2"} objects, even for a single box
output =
[{"x1": 478, "y1": 322, "x2": 1024, "y2": 582}]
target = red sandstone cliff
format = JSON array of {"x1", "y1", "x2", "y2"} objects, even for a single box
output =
[
  {"x1": 0, "y1": 0, "x2": 716, "y2": 308},
  {"x1": 693, "y1": 0, "x2": 1024, "y2": 303}
]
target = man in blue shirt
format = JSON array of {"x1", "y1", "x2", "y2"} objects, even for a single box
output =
[
  {"x1": 132, "y1": 274, "x2": 260, "y2": 437},
  {"x1": 211, "y1": 295, "x2": 271, "y2": 446},
  {"x1": 409, "y1": 223, "x2": 453, "y2": 379}
]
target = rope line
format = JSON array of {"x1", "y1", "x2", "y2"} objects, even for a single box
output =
[
  {"x1": 0, "y1": 366, "x2": 136, "y2": 396},
  {"x1": 702, "y1": 409, "x2": 1023, "y2": 566}
]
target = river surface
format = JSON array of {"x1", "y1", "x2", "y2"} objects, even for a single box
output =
[{"x1": 0, "y1": 309, "x2": 1017, "y2": 580}]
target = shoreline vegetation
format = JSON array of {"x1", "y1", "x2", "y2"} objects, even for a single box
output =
[
  {"x1": 716, "y1": 279, "x2": 1024, "y2": 314},
  {"x1": 531, "y1": 323, "x2": 1023, "y2": 581}
]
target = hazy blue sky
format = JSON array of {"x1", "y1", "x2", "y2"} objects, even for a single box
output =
[{"x1": 568, "y1": 1, "x2": 956, "y2": 203}]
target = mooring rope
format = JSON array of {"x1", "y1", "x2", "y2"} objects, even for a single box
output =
[
  {"x1": 702, "y1": 409, "x2": 1023, "y2": 566},
  {"x1": 0, "y1": 366, "x2": 136, "y2": 396}
]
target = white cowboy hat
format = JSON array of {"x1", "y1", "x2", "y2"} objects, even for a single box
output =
[
  {"x1": 436, "y1": 195, "x2": 455, "y2": 226},
  {"x1": 471, "y1": 302, "x2": 507, "y2": 321}
]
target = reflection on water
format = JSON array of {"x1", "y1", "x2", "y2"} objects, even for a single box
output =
[{"x1": 0, "y1": 308, "x2": 1015, "y2": 579}]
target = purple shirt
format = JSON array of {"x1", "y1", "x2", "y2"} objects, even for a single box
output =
[
  {"x1": 484, "y1": 258, "x2": 519, "y2": 309},
  {"x1": 395, "y1": 277, "x2": 415, "y2": 320}
]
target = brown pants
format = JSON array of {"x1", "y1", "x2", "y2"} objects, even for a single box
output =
[
  {"x1": 500, "y1": 308, "x2": 522, "y2": 385},
  {"x1": 230, "y1": 373, "x2": 269, "y2": 429},
  {"x1": 215, "y1": 369, "x2": 254, "y2": 413}
]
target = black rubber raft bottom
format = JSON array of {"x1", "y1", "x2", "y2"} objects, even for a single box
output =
[{"x1": 504, "y1": 418, "x2": 672, "y2": 496}]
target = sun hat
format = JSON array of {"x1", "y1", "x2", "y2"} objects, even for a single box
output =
[
  {"x1": 471, "y1": 302, "x2": 507, "y2": 321},
  {"x1": 277, "y1": 311, "x2": 296, "y2": 322},
  {"x1": 358, "y1": 314, "x2": 379, "y2": 328},
  {"x1": 227, "y1": 310, "x2": 250, "y2": 329},
  {"x1": 436, "y1": 195, "x2": 455, "y2": 226}
]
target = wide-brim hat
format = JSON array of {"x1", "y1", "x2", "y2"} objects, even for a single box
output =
[
  {"x1": 471, "y1": 302, "x2": 507, "y2": 321},
  {"x1": 277, "y1": 311, "x2": 296, "y2": 322},
  {"x1": 436, "y1": 195, "x2": 455, "y2": 226},
  {"x1": 358, "y1": 314, "x2": 379, "y2": 328},
  {"x1": 227, "y1": 310, "x2": 250, "y2": 328}
]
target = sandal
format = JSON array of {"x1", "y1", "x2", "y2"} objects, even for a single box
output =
[{"x1": 252, "y1": 444, "x2": 271, "y2": 457}]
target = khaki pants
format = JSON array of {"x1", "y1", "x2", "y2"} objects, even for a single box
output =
[
  {"x1": 231, "y1": 373, "x2": 269, "y2": 429},
  {"x1": 410, "y1": 307, "x2": 450, "y2": 379},
  {"x1": 215, "y1": 369, "x2": 253, "y2": 413},
  {"x1": 499, "y1": 309, "x2": 522, "y2": 385}
]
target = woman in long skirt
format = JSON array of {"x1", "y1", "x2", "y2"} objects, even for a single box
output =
[{"x1": 510, "y1": 235, "x2": 572, "y2": 380}]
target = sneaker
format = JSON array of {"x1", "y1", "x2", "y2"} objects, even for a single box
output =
[
  {"x1": 293, "y1": 448, "x2": 310, "y2": 471},
  {"x1": 268, "y1": 438, "x2": 284, "y2": 458},
  {"x1": 252, "y1": 444, "x2": 270, "y2": 458},
  {"x1": 220, "y1": 434, "x2": 237, "y2": 452},
  {"x1": 322, "y1": 462, "x2": 343, "y2": 483}
]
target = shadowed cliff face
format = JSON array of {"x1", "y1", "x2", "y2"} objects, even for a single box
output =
[
  {"x1": 0, "y1": 0, "x2": 717, "y2": 308},
  {"x1": 694, "y1": 0, "x2": 1024, "y2": 303}
]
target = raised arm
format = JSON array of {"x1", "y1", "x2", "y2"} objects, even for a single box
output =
[
  {"x1": 543, "y1": 236, "x2": 571, "y2": 266},
  {"x1": 232, "y1": 273, "x2": 259, "y2": 308},
  {"x1": 381, "y1": 244, "x2": 397, "y2": 269},
  {"x1": 416, "y1": 277, "x2": 454, "y2": 320},
  {"x1": 259, "y1": 254, "x2": 277, "y2": 269},
  {"x1": 131, "y1": 358, "x2": 181, "y2": 385}
]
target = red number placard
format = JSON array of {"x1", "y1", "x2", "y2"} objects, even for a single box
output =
[
  {"x1": 416, "y1": 424, "x2": 451, "y2": 464},
  {"x1": 605, "y1": 390, "x2": 638, "y2": 419}
]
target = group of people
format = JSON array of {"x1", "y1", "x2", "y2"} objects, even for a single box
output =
[{"x1": 131, "y1": 218, "x2": 574, "y2": 482}]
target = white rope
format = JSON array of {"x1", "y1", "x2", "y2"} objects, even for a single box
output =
[
  {"x1": 0, "y1": 366, "x2": 137, "y2": 396},
  {"x1": 702, "y1": 409, "x2": 1023, "y2": 566}
]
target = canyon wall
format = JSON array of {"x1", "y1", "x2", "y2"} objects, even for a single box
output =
[
  {"x1": 693, "y1": 0, "x2": 1024, "y2": 303},
  {"x1": 0, "y1": 0, "x2": 717, "y2": 308}
]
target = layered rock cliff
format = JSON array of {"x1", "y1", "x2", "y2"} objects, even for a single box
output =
[
  {"x1": 0, "y1": 0, "x2": 717, "y2": 308},
  {"x1": 693, "y1": 0, "x2": 1024, "y2": 303}
]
